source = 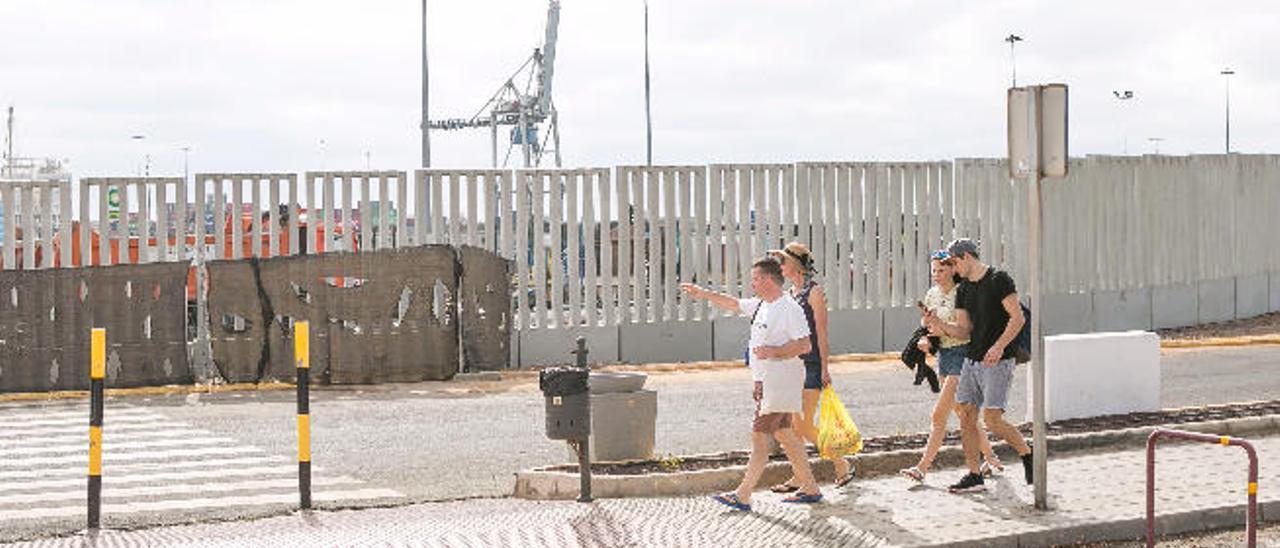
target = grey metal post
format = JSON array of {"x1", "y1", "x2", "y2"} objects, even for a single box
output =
[
  {"x1": 576, "y1": 436, "x2": 592, "y2": 503},
  {"x1": 191, "y1": 176, "x2": 213, "y2": 381},
  {"x1": 1221, "y1": 69, "x2": 1234, "y2": 154},
  {"x1": 4, "y1": 106, "x2": 12, "y2": 177},
  {"x1": 572, "y1": 336, "x2": 592, "y2": 502},
  {"x1": 573, "y1": 336, "x2": 588, "y2": 368},
  {"x1": 1005, "y1": 34, "x2": 1022, "y2": 87},
  {"x1": 644, "y1": 0, "x2": 653, "y2": 166},
  {"x1": 421, "y1": 0, "x2": 431, "y2": 168},
  {"x1": 1026, "y1": 87, "x2": 1048, "y2": 509}
]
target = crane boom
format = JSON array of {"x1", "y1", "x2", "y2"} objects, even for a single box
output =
[{"x1": 537, "y1": 1, "x2": 560, "y2": 115}]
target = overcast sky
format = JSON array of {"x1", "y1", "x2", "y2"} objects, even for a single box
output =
[{"x1": 2, "y1": 0, "x2": 1276, "y2": 177}]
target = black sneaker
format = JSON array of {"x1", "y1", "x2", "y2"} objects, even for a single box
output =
[
  {"x1": 1021, "y1": 452, "x2": 1034, "y2": 485},
  {"x1": 948, "y1": 472, "x2": 986, "y2": 494}
]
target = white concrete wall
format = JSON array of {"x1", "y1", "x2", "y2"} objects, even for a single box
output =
[{"x1": 1029, "y1": 331, "x2": 1160, "y2": 423}]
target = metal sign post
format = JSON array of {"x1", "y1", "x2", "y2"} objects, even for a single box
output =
[{"x1": 1009, "y1": 83, "x2": 1067, "y2": 510}]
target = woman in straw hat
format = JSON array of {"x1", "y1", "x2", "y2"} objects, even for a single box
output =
[{"x1": 768, "y1": 241, "x2": 856, "y2": 491}]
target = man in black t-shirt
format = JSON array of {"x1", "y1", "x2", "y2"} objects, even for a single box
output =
[{"x1": 924, "y1": 238, "x2": 1033, "y2": 494}]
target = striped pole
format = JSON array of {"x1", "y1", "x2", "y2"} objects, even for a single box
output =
[
  {"x1": 87, "y1": 327, "x2": 106, "y2": 529},
  {"x1": 294, "y1": 320, "x2": 311, "y2": 510}
]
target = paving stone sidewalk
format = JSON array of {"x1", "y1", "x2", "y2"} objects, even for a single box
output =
[{"x1": 7, "y1": 433, "x2": 1277, "y2": 547}]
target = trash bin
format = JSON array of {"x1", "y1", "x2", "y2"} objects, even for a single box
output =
[
  {"x1": 572, "y1": 371, "x2": 656, "y2": 462},
  {"x1": 539, "y1": 364, "x2": 594, "y2": 502},
  {"x1": 539, "y1": 367, "x2": 590, "y2": 441}
]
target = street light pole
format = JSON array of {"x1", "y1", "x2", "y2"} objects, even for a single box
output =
[
  {"x1": 130, "y1": 134, "x2": 146, "y2": 176},
  {"x1": 644, "y1": 0, "x2": 653, "y2": 167},
  {"x1": 1148, "y1": 137, "x2": 1165, "y2": 154},
  {"x1": 421, "y1": 0, "x2": 431, "y2": 168},
  {"x1": 179, "y1": 146, "x2": 191, "y2": 182},
  {"x1": 192, "y1": 142, "x2": 209, "y2": 380},
  {"x1": 1005, "y1": 34, "x2": 1023, "y2": 87},
  {"x1": 1112, "y1": 90, "x2": 1134, "y2": 155},
  {"x1": 1220, "y1": 68, "x2": 1234, "y2": 154}
]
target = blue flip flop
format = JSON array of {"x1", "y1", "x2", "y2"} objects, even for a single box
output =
[
  {"x1": 781, "y1": 492, "x2": 824, "y2": 504},
  {"x1": 712, "y1": 493, "x2": 752, "y2": 512}
]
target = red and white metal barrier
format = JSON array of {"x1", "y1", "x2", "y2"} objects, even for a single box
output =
[{"x1": 1146, "y1": 428, "x2": 1259, "y2": 547}]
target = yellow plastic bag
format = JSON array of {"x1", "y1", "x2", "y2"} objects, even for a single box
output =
[{"x1": 817, "y1": 387, "x2": 863, "y2": 459}]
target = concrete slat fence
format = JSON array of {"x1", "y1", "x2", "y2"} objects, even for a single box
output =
[
  {"x1": 195, "y1": 174, "x2": 298, "y2": 259},
  {"x1": 510, "y1": 168, "x2": 612, "y2": 329},
  {"x1": 4, "y1": 155, "x2": 1279, "y2": 367}
]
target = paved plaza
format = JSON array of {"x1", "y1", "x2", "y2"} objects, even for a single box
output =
[{"x1": 6, "y1": 431, "x2": 1275, "y2": 547}]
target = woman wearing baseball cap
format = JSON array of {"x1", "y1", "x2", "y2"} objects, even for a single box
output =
[{"x1": 899, "y1": 249, "x2": 1003, "y2": 484}]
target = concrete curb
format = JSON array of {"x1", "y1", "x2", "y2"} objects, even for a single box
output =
[
  {"x1": 513, "y1": 454, "x2": 854, "y2": 501},
  {"x1": 991, "y1": 505, "x2": 1280, "y2": 548},
  {"x1": 513, "y1": 413, "x2": 1280, "y2": 501},
  {"x1": 1160, "y1": 334, "x2": 1280, "y2": 348},
  {"x1": 452, "y1": 372, "x2": 505, "y2": 382},
  {"x1": 954, "y1": 494, "x2": 1278, "y2": 548}
]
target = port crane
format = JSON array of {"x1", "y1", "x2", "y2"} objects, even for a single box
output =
[{"x1": 428, "y1": 1, "x2": 562, "y2": 168}]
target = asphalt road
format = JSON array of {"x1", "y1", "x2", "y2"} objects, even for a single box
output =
[{"x1": 1, "y1": 345, "x2": 1276, "y2": 542}]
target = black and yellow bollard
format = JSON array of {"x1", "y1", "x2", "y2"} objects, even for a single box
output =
[
  {"x1": 294, "y1": 320, "x2": 311, "y2": 510},
  {"x1": 87, "y1": 327, "x2": 106, "y2": 529}
]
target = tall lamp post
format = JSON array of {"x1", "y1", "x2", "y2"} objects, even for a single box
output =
[
  {"x1": 1005, "y1": 34, "x2": 1023, "y2": 87},
  {"x1": 187, "y1": 141, "x2": 207, "y2": 377},
  {"x1": 179, "y1": 145, "x2": 191, "y2": 181},
  {"x1": 130, "y1": 135, "x2": 148, "y2": 176},
  {"x1": 1112, "y1": 90, "x2": 1134, "y2": 154},
  {"x1": 421, "y1": 0, "x2": 431, "y2": 168},
  {"x1": 1220, "y1": 68, "x2": 1234, "y2": 153},
  {"x1": 644, "y1": 0, "x2": 653, "y2": 166},
  {"x1": 1148, "y1": 137, "x2": 1165, "y2": 154}
]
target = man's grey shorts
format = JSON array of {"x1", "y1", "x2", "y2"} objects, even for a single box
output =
[{"x1": 955, "y1": 357, "x2": 1016, "y2": 410}]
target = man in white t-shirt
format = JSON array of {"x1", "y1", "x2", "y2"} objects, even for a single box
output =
[{"x1": 681, "y1": 256, "x2": 822, "y2": 511}]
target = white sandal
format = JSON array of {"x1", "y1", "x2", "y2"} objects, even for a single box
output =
[
  {"x1": 899, "y1": 466, "x2": 925, "y2": 483},
  {"x1": 980, "y1": 461, "x2": 1004, "y2": 478}
]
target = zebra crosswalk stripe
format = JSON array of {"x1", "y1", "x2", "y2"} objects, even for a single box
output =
[
  {"x1": 0, "y1": 436, "x2": 241, "y2": 458},
  {"x1": 0, "y1": 455, "x2": 292, "y2": 482},
  {"x1": 4, "y1": 444, "x2": 269, "y2": 468},
  {"x1": 0, "y1": 406, "x2": 156, "y2": 424},
  {"x1": 0, "y1": 402, "x2": 405, "y2": 526},
  {"x1": 0, "y1": 412, "x2": 171, "y2": 430},
  {"x1": 0, "y1": 489, "x2": 404, "y2": 522},
  {"x1": 1, "y1": 464, "x2": 304, "y2": 493},
  {"x1": 0, "y1": 426, "x2": 202, "y2": 451},
  {"x1": 0, "y1": 420, "x2": 193, "y2": 439},
  {"x1": 1, "y1": 475, "x2": 371, "y2": 506}
]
